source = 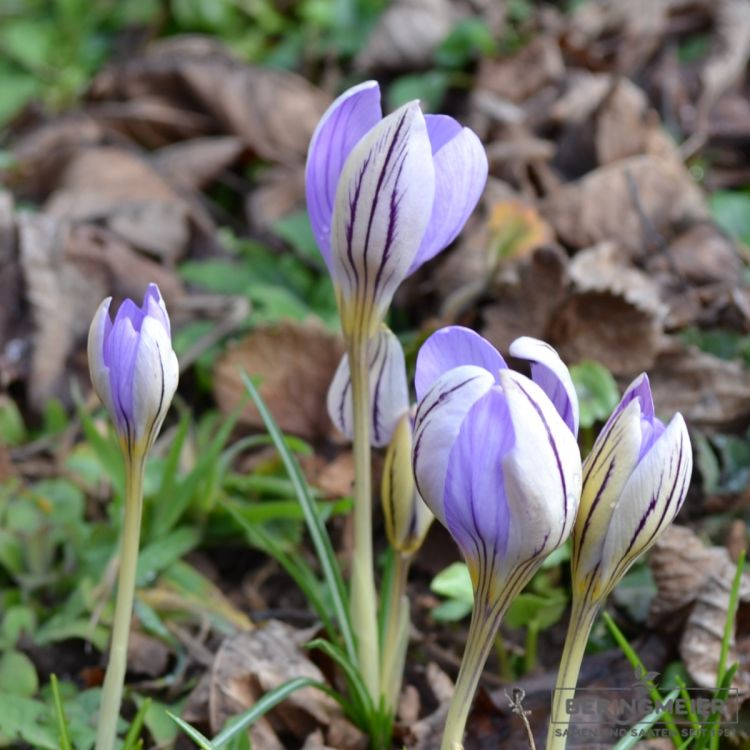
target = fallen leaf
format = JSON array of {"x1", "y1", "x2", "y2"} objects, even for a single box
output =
[
  {"x1": 213, "y1": 322, "x2": 344, "y2": 441},
  {"x1": 354, "y1": 0, "x2": 457, "y2": 72},
  {"x1": 649, "y1": 338, "x2": 750, "y2": 429},
  {"x1": 208, "y1": 622, "x2": 338, "y2": 747},
  {"x1": 477, "y1": 36, "x2": 564, "y2": 104},
  {"x1": 246, "y1": 165, "x2": 306, "y2": 230},
  {"x1": 152, "y1": 136, "x2": 245, "y2": 190},
  {"x1": 126, "y1": 630, "x2": 170, "y2": 677},
  {"x1": 540, "y1": 155, "x2": 709, "y2": 258}
]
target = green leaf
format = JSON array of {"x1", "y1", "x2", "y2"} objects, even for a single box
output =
[
  {"x1": 167, "y1": 713, "x2": 215, "y2": 750},
  {"x1": 504, "y1": 591, "x2": 567, "y2": 630},
  {"x1": 431, "y1": 599, "x2": 473, "y2": 623},
  {"x1": 388, "y1": 71, "x2": 450, "y2": 112},
  {"x1": 570, "y1": 360, "x2": 620, "y2": 429},
  {"x1": 136, "y1": 527, "x2": 201, "y2": 586},
  {"x1": 435, "y1": 18, "x2": 494, "y2": 68},
  {"x1": 241, "y1": 373, "x2": 356, "y2": 663},
  {"x1": 272, "y1": 211, "x2": 324, "y2": 269},
  {"x1": 49, "y1": 675, "x2": 73, "y2": 750},
  {"x1": 0, "y1": 693, "x2": 57, "y2": 748},
  {"x1": 430, "y1": 562, "x2": 473, "y2": 604},
  {"x1": 0, "y1": 650, "x2": 38, "y2": 696},
  {"x1": 0, "y1": 396, "x2": 26, "y2": 445},
  {"x1": 709, "y1": 190, "x2": 750, "y2": 246}
]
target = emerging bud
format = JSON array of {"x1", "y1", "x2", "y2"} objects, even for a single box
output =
[
  {"x1": 573, "y1": 374, "x2": 692, "y2": 602},
  {"x1": 87, "y1": 283, "x2": 179, "y2": 456},
  {"x1": 382, "y1": 410, "x2": 433, "y2": 556}
]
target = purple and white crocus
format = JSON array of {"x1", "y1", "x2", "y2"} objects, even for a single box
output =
[
  {"x1": 88, "y1": 283, "x2": 178, "y2": 455},
  {"x1": 306, "y1": 80, "x2": 487, "y2": 344},
  {"x1": 413, "y1": 326, "x2": 581, "y2": 603},
  {"x1": 573, "y1": 373, "x2": 692, "y2": 602},
  {"x1": 412, "y1": 326, "x2": 582, "y2": 750}
]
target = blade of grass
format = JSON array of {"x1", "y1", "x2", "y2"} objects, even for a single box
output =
[
  {"x1": 49, "y1": 674, "x2": 73, "y2": 750},
  {"x1": 241, "y1": 372, "x2": 355, "y2": 662},
  {"x1": 611, "y1": 688, "x2": 680, "y2": 750},
  {"x1": 122, "y1": 697, "x2": 151, "y2": 750},
  {"x1": 212, "y1": 677, "x2": 326, "y2": 747},
  {"x1": 603, "y1": 612, "x2": 680, "y2": 740},
  {"x1": 167, "y1": 713, "x2": 215, "y2": 750}
]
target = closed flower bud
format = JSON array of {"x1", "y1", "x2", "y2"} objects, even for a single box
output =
[
  {"x1": 573, "y1": 374, "x2": 692, "y2": 602},
  {"x1": 382, "y1": 410, "x2": 433, "y2": 556},
  {"x1": 87, "y1": 283, "x2": 178, "y2": 455}
]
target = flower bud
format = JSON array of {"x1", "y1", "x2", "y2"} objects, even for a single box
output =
[{"x1": 88, "y1": 283, "x2": 178, "y2": 455}]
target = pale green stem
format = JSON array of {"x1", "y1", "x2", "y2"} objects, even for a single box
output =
[
  {"x1": 381, "y1": 552, "x2": 411, "y2": 711},
  {"x1": 545, "y1": 596, "x2": 600, "y2": 750},
  {"x1": 441, "y1": 584, "x2": 512, "y2": 750},
  {"x1": 95, "y1": 452, "x2": 146, "y2": 750},
  {"x1": 348, "y1": 337, "x2": 380, "y2": 701}
]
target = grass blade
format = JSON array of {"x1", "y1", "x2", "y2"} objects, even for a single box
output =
[
  {"x1": 241, "y1": 372, "x2": 356, "y2": 663},
  {"x1": 167, "y1": 713, "x2": 215, "y2": 749},
  {"x1": 611, "y1": 688, "x2": 680, "y2": 750},
  {"x1": 122, "y1": 697, "x2": 151, "y2": 750},
  {"x1": 49, "y1": 674, "x2": 73, "y2": 750}
]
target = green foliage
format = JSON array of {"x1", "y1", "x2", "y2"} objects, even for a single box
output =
[
  {"x1": 570, "y1": 360, "x2": 620, "y2": 430},
  {"x1": 693, "y1": 427, "x2": 750, "y2": 496},
  {"x1": 709, "y1": 189, "x2": 750, "y2": 247},
  {"x1": 681, "y1": 326, "x2": 750, "y2": 366}
]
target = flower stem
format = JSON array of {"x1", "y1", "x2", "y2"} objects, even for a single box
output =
[
  {"x1": 95, "y1": 453, "x2": 146, "y2": 750},
  {"x1": 381, "y1": 552, "x2": 411, "y2": 711},
  {"x1": 441, "y1": 590, "x2": 510, "y2": 750},
  {"x1": 545, "y1": 596, "x2": 600, "y2": 750},
  {"x1": 348, "y1": 337, "x2": 380, "y2": 701}
]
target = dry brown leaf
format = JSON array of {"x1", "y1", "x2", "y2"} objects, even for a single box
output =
[
  {"x1": 540, "y1": 155, "x2": 709, "y2": 258},
  {"x1": 649, "y1": 338, "x2": 750, "y2": 429},
  {"x1": 0, "y1": 192, "x2": 24, "y2": 355},
  {"x1": 208, "y1": 622, "x2": 338, "y2": 748},
  {"x1": 481, "y1": 245, "x2": 570, "y2": 351},
  {"x1": 477, "y1": 36, "x2": 564, "y2": 104},
  {"x1": 45, "y1": 146, "x2": 205, "y2": 261},
  {"x1": 354, "y1": 0, "x2": 457, "y2": 72},
  {"x1": 648, "y1": 525, "x2": 730, "y2": 630},
  {"x1": 213, "y1": 322, "x2": 344, "y2": 441},
  {"x1": 91, "y1": 36, "x2": 330, "y2": 164},
  {"x1": 126, "y1": 630, "x2": 170, "y2": 677},
  {"x1": 325, "y1": 717, "x2": 368, "y2": 750},
  {"x1": 152, "y1": 136, "x2": 244, "y2": 190},
  {"x1": 245, "y1": 164, "x2": 306, "y2": 230}
]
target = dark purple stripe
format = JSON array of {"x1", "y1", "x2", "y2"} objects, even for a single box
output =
[{"x1": 370, "y1": 335, "x2": 387, "y2": 444}]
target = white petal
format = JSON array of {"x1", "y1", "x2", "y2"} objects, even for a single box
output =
[
  {"x1": 326, "y1": 328, "x2": 409, "y2": 448},
  {"x1": 87, "y1": 297, "x2": 115, "y2": 417},
  {"x1": 598, "y1": 413, "x2": 692, "y2": 591},
  {"x1": 500, "y1": 370, "x2": 582, "y2": 567},
  {"x1": 509, "y1": 336, "x2": 579, "y2": 436},
  {"x1": 412, "y1": 365, "x2": 495, "y2": 524},
  {"x1": 331, "y1": 102, "x2": 434, "y2": 338},
  {"x1": 132, "y1": 316, "x2": 179, "y2": 446}
]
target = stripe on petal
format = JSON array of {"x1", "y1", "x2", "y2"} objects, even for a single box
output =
[
  {"x1": 415, "y1": 325, "x2": 507, "y2": 401},
  {"x1": 598, "y1": 413, "x2": 692, "y2": 592},
  {"x1": 331, "y1": 102, "x2": 434, "y2": 339},
  {"x1": 305, "y1": 81, "x2": 382, "y2": 272},
  {"x1": 509, "y1": 336, "x2": 579, "y2": 436},
  {"x1": 443, "y1": 387, "x2": 513, "y2": 565},
  {"x1": 500, "y1": 370, "x2": 582, "y2": 566},
  {"x1": 326, "y1": 327, "x2": 409, "y2": 448},
  {"x1": 412, "y1": 365, "x2": 495, "y2": 524}
]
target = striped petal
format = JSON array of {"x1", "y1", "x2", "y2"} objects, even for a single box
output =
[
  {"x1": 305, "y1": 81, "x2": 382, "y2": 272},
  {"x1": 87, "y1": 297, "x2": 114, "y2": 418},
  {"x1": 598, "y1": 413, "x2": 692, "y2": 594},
  {"x1": 443, "y1": 387, "x2": 514, "y2": 566},
  {"x1": 132, "y1": 316, "x2": 179, "y2": 449},
  {"x1": 509, "y1": 336, "x2": 579, "y2": 436},
  {"x1": 327, "y1": 327, "x2": 409, "y2": 448},
  {"x1": 574, "y1": 399, "x2": 643, "y2": 579},
  {"x1": 409, "y1": 121, "x2": 488, "y2": 272},
  {"x1": 412, "y1": 365, "x2": 495, "y2": 524},
  {"x1": 415, "y1": 325, "x2": 507, "y2": 401},
  {"x1": 500, "y1": 370, "x2": 582, "y2": 567},
  {"x1": 331, "y1": 102, "x2": 434, "y2": 340}
]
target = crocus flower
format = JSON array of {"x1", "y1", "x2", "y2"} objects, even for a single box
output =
[
  {"x1": 412, "y1": 326, "x2": 582, "y2": 750},
  {"x1": 413, "y1": 326, "x2": 581, "y2": 600},
  {"x1": 88, "y1": 283, "x2": 179, "y2": 455},
  {"x1": 327, "y1": 326, "x2": 409, "y2": 447},
  {"x1": 547, "y1": 374, "x2": 692, "y2": 750},
  {"x1": 306, "y1": 81, "x2": 488, "y2": 342},
  {"x1": 573, "y1": 373, "x2": 692, "y2": 602},
  {"x1": 382, "y1": 410, "x2": 433, "y2": 556}
]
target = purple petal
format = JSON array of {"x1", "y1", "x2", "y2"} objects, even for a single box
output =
[
  {"x1": 425, "y1": 114, "x2": 463, "y2": 154},
  {"x1": 509, "y1": 336, "x2": 579, "y2": 436},
  {"x1": 413, "y1": 365, "x2": 496, "y2": 524},
  {"x1": 331, "y1": 101, "x2": 434, "y2": 335},
  {"x1": 305, "y1": 81, "x2": 382, "y2": 272},
  {"x1": 443, "y1": 387, "x2": 513, "y2": 563},
  {"x1": 105, "y1": 311, "x2": 141, "y2": 435},
  {"x1": 415, "y1": 326, "x2": 507, "y2": 401},
  {"x1": 142, "y1": 283, "x2": 171, "y2": 336},
  {"x1": 409, "y1": 125, "x2": 488, "y2": 272}
]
